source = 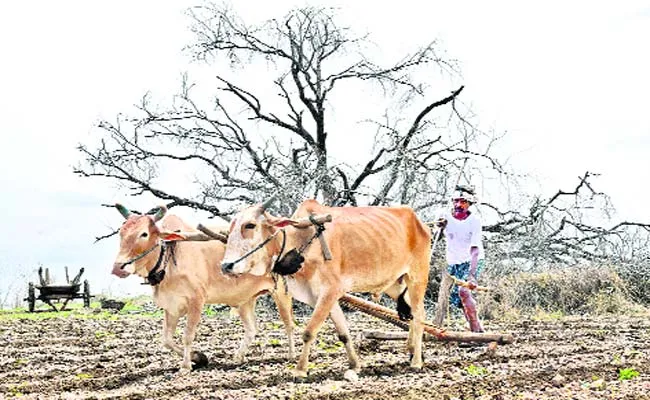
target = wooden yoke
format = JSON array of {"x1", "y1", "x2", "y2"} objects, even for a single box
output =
[
  {"x1": 294, "y1": 213, "x2": 333, "y2": 261},
  {"x1": 292, "y1": 213, "x2": 332, "y2": 228},
  {"x1": 318, "y1": 232, "x2": 333, "y2": 260}
]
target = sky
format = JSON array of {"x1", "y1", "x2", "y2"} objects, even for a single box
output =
[{"x1": 0, "y1": 0, "x2": 648, "y2": 306}]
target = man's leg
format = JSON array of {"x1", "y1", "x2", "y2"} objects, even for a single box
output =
[{"x1": 459, "y1": 260, "x2": 484, "y2": 333}]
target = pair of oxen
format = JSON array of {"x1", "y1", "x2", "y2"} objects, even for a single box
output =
[{"x1": 111, "y1": 197, "x2": 432, "y2": 379}]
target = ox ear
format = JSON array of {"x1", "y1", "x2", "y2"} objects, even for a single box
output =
[
  {"x1": 273, "y1": 219, "x2": 298, "y2": 228},
  {"x1": 159, "y1": 230, "x2": 217, "y2": 242},
  {"x1": 159, "y1": 230, "x2": 187, "y2": 241},
  {"x1": 263, "y1": 211, "x2": 298, "y2": 228}
]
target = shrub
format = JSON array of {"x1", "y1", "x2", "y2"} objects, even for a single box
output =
[
  {"x1": 615, "y1": 259, "x2": 650, "y2": 305},
  {"x1": 477, "y1": 266, "x2": 638, "y2": 319}
]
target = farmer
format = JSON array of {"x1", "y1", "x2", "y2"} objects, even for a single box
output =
[{"x1": 436, "y1": 185, "x2": 485, "y2": 333}]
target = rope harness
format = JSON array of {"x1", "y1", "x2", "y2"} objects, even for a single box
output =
[
  {"x1": 118, "y1": 243, "x2": 160, "y2": 269},
  {"x1": 224, "y1": 230, "x2": 283, "y2": 268},
  {"x1": 272, "y1": 216, "x2": 327, "y2": 276},
  {"x1": 224, "y1": 216, "x2": 328, "y2": 277},
  {"x1": 270, "y1": 216, "x2": 327, "y2": 294},
  {"x1": 118, "y1": 241, "x2": 177, "y2": 286}
]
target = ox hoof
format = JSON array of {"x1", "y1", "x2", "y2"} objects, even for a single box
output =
[
  {"x1": 291, "y1": 368, "x2": 308, "y2": 379},
  {"x1": 409, "y1": 361, "x2": 424, "y2": 370},
  {"x1": 408, "y1": 355, "x2": 424, "y2": 370},
  {"x1": 191, "y1": 351, "x2": 209, "y2": 369},
  {"x1": 408, "y1": 352, "x2": 425, "y2": 364},
  {"x1": 343, "y1": 369, "x2": 359, "y2": 382},
  {"x1": 178, "y1": 366, "x2": 192, "y2": 376}
]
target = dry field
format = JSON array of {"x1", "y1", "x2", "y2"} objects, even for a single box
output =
[{"x1": 1, "y1": 306, "x2": 650, "y2": 399}]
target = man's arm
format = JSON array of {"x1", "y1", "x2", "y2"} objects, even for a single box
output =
[{"x1": 434, "y1": 209, "x2": 448, "y2": 231}]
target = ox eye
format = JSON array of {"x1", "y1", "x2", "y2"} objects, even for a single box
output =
[
  {"x1": 244, "y1": 223, "x2": 256, "y2": 229},
  {"x1": 140, "y1": 232, "x2": 148, "y2": 238}
]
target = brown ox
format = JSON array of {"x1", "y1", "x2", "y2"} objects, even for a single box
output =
[
  {"x1": 219, "y1": 198, "x2": 432, "y2": 378},
  {"x1": 110, "y1": 204, "x2": 295, "y2": 372}
]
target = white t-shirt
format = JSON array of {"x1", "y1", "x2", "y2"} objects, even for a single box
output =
[{"x1": 435, "y1": 209, "x2": 484, "y2": 265}]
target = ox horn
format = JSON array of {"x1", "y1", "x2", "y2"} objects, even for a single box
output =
[
  {"x1": 151, "y1": 205, "x2": 168, "y2": 222},
  {"x1": 115, "y1": 203, "x2": 132, "y2": 219},
  {"x1": 260, "y1": 196, "x2": 277, "y2": 211}
]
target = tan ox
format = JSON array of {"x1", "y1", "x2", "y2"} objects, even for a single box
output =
[
  {"x1": 110, "y1": 204, "x2": 295, "y2": 372},
  {"x1": 219, "y1": 198, "x2": 432, "y2": 378}
]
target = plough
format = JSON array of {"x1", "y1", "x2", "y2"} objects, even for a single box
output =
[{"x1": 339, "y1": 293, "x2": 514, "y2": 345}]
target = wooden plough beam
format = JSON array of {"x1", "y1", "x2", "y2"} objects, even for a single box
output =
[{"x1": 339, "y1": 293, "x2": 514, "y2": 345}]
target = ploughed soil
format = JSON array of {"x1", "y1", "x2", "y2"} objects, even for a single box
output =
[{"x1": 1, "y1": 305, "x2": 650, "y2": 400}]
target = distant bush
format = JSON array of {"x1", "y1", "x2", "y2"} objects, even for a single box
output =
[
  {"x1": 477, "y1": 266, "x2": 641, "y2": 319},
  {"x1": 614, "y1": 259, "x2": 650, "y2": 305}
]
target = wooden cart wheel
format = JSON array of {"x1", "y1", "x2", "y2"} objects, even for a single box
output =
[
  {"x1": 27, "y1": 282, "x2": 36, "y2": 312},
  {"x1": 83, "y1": 280, "x2": 91, "y2": 308}
]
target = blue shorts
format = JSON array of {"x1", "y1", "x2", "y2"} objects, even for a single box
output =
[{"x1": 447, "y1": 259, "x2": 485, "y2": 309}]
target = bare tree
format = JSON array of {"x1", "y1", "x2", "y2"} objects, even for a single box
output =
[
  {"x1": 74, "y1": 3, "x2": 650, "y2": 299},
  {"x1": 480, "y1": 171, "x2": 650, "y2": 273},
  {"x1": 75, "y1": 4, "x2": 504, "y2": 221}
]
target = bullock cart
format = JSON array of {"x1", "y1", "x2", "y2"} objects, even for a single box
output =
[{"x1": 24, "y1": 266, "x2": 93, "y2": 312}]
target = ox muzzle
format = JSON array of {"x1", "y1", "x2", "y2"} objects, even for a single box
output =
[
  {"x1": 221, "y1": 261, "x2": 236, "y2": 274},
  {"x1": 111, "y1": 263, "x2": 130, "y2": 278}
]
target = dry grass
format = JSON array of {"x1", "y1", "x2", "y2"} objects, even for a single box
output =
[{"x1": 477, "y1": 266, "x2": 647, "y2": 320}]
